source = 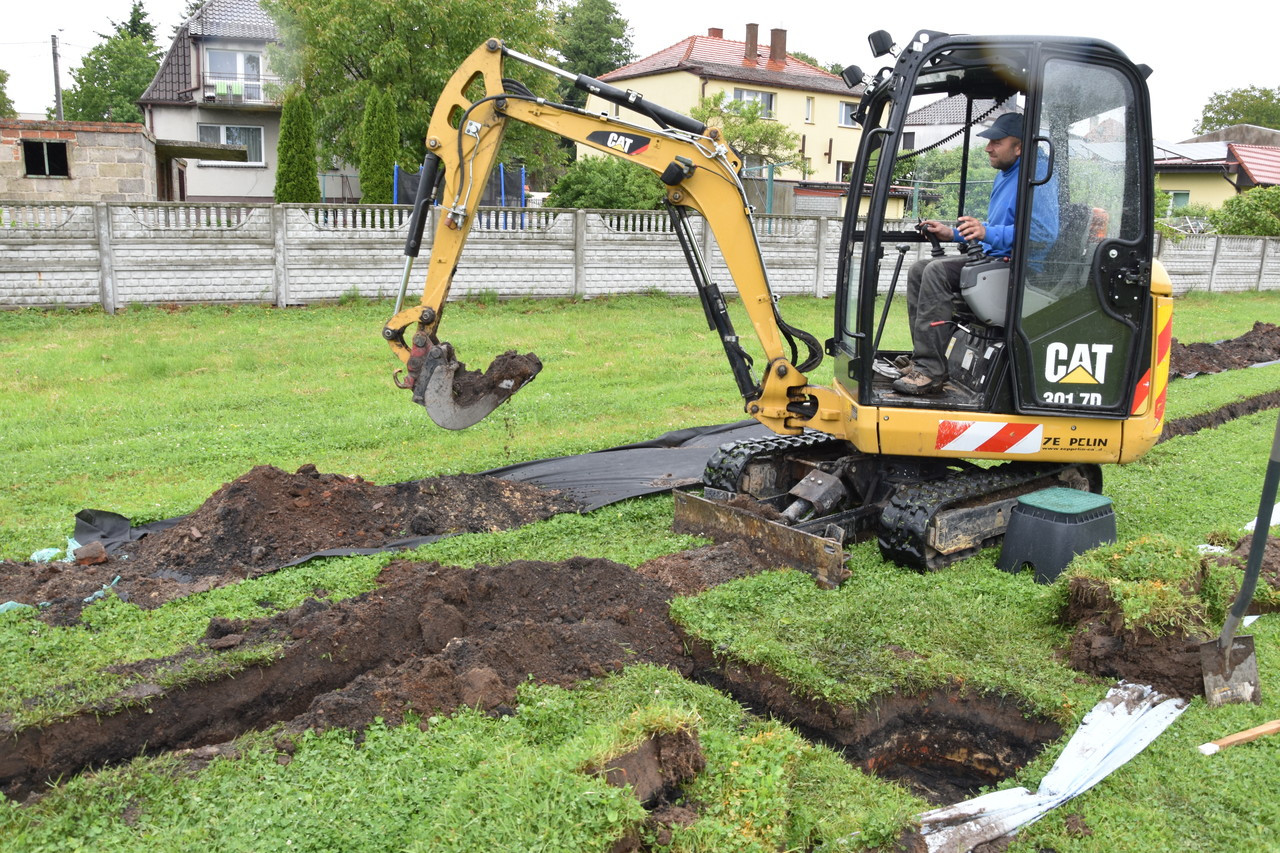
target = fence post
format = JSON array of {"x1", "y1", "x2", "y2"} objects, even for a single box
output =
[
  {"x1": 1257, "y1": 237, "x2": 1271, "y2": 292},
  {"x1": 572, "y1": 209, "x2": 586, "y2": 298},
  {"x1": 94, "y1": 202, "x2": 117, "y2": 314},
  {"x1": 1207, "y1": 235, "x2": 1222, "y2": 293},
  {"x1": 813, "y1": 216, "x2": 828, "y2": 297},
  {"x1": 273, "y1": 205, "x2": 289, "y2": 306}
]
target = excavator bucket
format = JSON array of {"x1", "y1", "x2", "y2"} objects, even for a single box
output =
[{"x1": 412, "y1": 343, "x2": 542, "y2": 430}]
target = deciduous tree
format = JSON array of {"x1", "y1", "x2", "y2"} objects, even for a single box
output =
[
  {"x1": 556, "y1": 0, "x2": 632, "y2": 105},
  {"x1": 0, "y1": 70, "x2": 16, "y2": 118},
  {"x1": 899, "y1": 143, "x2": 995, "y2": 220},
  {"x1": 1195, "y1": 85, "x2": 1280, "y2": 134},
  {"x1": 263, "y1": 0, "x2": 563, "y2": 184},
  {"x1": 690, "y1": 91, "x2": 811, "y2": 178},
  {"x1": 60, "y1": 1, "x2": 161, "y2": 123}
]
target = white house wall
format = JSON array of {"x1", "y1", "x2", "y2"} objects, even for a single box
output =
[{"x1": 149, "y1": 105, "x2": 281, "y2": 201}]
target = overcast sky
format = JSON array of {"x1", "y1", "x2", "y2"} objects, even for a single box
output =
[{"x1": 3, "y1": 0, "x2": 1271, "y2": 143}]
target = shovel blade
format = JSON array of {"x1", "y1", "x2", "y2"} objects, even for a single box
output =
[{"x1": 1200, "y1": 635, "x2": 1261, "y2": 706}]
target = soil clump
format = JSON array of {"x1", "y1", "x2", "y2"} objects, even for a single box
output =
[
  {"x1": 1061, "y1": 533, "x2": 1280, "y2": 699},
  {"x1": 433, "y1": 350, "x2": 543, "y2": 408}
]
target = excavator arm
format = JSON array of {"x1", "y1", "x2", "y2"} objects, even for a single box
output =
[{"x1": 382, "y1": 39, "x2": 844, "y2": 433}]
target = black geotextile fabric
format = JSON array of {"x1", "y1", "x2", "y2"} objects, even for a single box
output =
[
  {"x1": 73, "y1": 420, "x2": 773, "y2": 563},
  {"x1": 482, "y1": 419, "x2": 771, "y2": 511}
]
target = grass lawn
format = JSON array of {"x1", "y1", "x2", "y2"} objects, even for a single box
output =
[{"x1": 1, "y1": 290, "x2": 1278, "y2": 851}]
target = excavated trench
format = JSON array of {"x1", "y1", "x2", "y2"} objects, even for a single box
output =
[
  {"x1": 682, "y1": 636, "x2": 1064, "y2": 805},
  {"x1": 0, "y1": 546, "x2": 1069, "y2": 806},
  {"x1": 1, "y1": 323, "x2": 1278, "y2": 812}
]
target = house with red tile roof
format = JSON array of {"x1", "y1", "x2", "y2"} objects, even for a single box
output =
[
  {"x1": 1154, "y1": 126, "x2": 1280, "y2": 212},
  {"x1": 582, "y1": 25, "x2": 863, "y2": 193},
  {"x1": 1231, "y1": 143, "x2": 1280, "y2": 189}
]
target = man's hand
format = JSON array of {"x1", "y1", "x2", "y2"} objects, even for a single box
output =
[
  {"x1": 956, "y1": 216, "x2": 987, "y2": 242},
  {"x1": 919, "y1": 219, "x2": 956, "y2": 241}
]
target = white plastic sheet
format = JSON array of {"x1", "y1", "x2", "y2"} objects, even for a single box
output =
[{"x1": 917, "y1": 682, "x2": 1188, "y2": 852}]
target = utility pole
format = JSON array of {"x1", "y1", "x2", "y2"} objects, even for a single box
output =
[{"x1": 51, "y1": 34, "x2": 64, "y2": 120}]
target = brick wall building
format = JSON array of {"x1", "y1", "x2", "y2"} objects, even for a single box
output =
[{"x1": 0, "y1": 120, "x2": 159, "y2": 202}]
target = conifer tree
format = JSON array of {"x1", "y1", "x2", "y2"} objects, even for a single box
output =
[
  {"x1": 358, "y1": 90, "x2": 398, "y2": 204},
  {"x1": 274, "y1": 91, "x2": 320, "y2": 203}
]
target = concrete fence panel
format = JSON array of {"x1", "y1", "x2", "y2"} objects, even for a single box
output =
[{"x1": 3, "y1": 201, "x2": 1279, "y2": 311}]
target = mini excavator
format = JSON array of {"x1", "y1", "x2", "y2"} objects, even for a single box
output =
[{"x1": 382, "y1": 32, "x2": 1172, "y2": 582}]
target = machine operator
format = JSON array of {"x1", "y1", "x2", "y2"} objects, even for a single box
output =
[{"x1": 893, "y1": 112, "x2": 1058, "y2": 395}]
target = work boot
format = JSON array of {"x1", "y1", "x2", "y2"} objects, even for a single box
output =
[{"x1": 893, "y1": 368, "x2": 945, "y2": 395}]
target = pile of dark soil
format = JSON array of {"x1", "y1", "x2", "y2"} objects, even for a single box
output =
[
  {"x1": 1169, "y1": 321, "x2": 1280, "y2": 377},
  {"x1": 1220, "y1": 532, "x2": 1280, "y2": 609},
  {"x1": 0, "y1": 464, "x2": 578, "y2": 624}
]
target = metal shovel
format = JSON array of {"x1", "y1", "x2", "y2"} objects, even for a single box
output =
[{"x1": 1201, "y1": 410, "x2": 1280, "y2": 706}]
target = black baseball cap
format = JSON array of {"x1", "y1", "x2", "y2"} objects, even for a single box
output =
[{"x1": 976, "y1": 112, "x2": 1023, "y2": 140}]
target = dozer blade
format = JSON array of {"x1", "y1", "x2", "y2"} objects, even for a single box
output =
[
  {"x1": 412, "y1": 343, "x2": 542, "y2": 430},
  {"x1": 672, "y1": 490, "x2": 849, "y2": 589}
]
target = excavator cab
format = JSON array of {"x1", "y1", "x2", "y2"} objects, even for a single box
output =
[{"x1": 833, "y1": 31, "x2": 1168, "y2": 448}]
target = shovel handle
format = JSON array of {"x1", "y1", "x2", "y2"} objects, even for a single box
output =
[
  {"x1": 1199, "y1": 719, "x2": 1280, "y2": 755},
  {"x1": 1219, "y1": 411, "x2": 1280, "y2": 652}
]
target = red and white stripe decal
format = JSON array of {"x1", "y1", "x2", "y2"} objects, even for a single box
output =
[{"x1": 936, "y1": 420, "x2": 1043, "y2": 454}]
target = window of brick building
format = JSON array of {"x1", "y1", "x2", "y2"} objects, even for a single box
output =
[{"x1": 23, "y1": 140, "x2": 70, "y2": 177}]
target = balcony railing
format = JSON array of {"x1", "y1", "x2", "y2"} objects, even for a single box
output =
[{"x1": 200, "y1": 72, "x2": 282, "y2": 106}]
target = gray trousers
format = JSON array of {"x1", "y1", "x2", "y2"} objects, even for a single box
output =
[{"x1": 905, "y1": 253, "x2": 969, "y2": 380}]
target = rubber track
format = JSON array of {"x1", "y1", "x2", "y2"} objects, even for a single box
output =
[
  {"x1": 877, "y1": 462, "x2": 1084, "y2": 570},
  {"x1": 703, "y1": 431, "x2": 845, "y2": 493}
]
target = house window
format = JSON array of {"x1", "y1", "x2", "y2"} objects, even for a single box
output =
[
  {"x1": 835, "y1": 160, "x2": 855, "y2": 183},
  {"x1": 734, "y1": 88, "x2": 776, "y2": 119},
  {"x1": 198, "y1": 124, "x2": 265, "y2": 164},
  {"x1": 838, "y1": 101, "x2": 858, "y2": 127},
  {"x1": 901, "y1": 131, "x2": 916, "y2": 150},
  {"x1": 22, "y1": 140, "x2": 70, "y2": 177},
  {"x1": 1169, "y1": 190, "x2": 1190, "y2": 211},
  {"x1": 206, "y1": 49, "x2": 264, "y2": 101},
  {"x1": 805, "y1": 97, "x2": 815, "y2": 123}
]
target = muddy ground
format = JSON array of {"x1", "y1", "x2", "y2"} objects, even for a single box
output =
[{"x1": 1, "y1": 325, "x2": 1279, "y2": 837}]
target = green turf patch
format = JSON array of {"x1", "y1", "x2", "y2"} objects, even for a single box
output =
[{"x1": 672, "y1": 546, "x2": 1102, "y2": 726}]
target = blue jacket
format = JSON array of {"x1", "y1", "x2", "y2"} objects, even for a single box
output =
[{"x1": 957, "y1": 154, "x2": 1059, "y2": 268}]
